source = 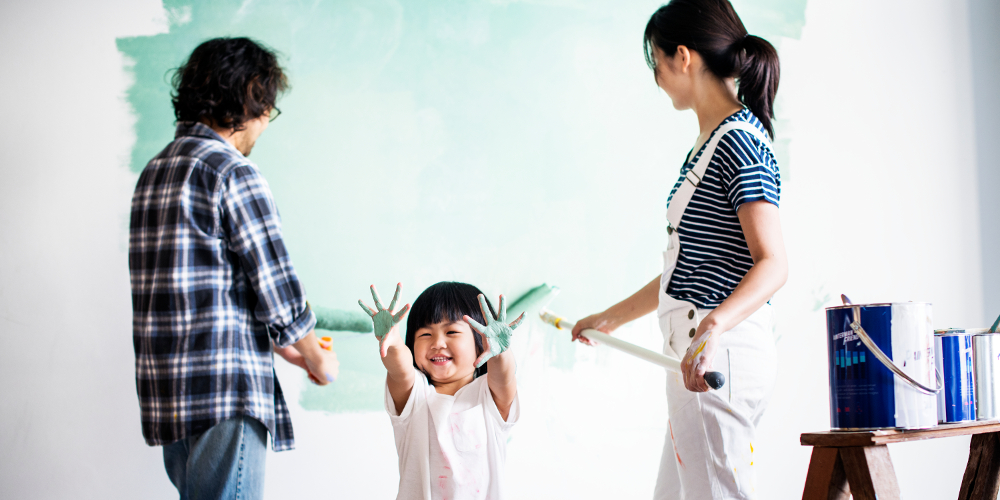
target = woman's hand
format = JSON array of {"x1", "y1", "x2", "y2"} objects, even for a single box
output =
[
  {"x1": 680, "y1": 318, "x2": 721, "y2": 392},
  {"x1": 570, "y1": 276, "x2": 662, "y2": 346},
  {"x1": 358, "y1": 283, "x2": 411, "y2": 357},
  {"x1": 570, "y1": 312, "x2": 619, "y2": 346}
]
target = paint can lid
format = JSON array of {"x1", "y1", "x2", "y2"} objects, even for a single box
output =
[
  {"x1": 936, "y1": 328, "x2": 991, "y2": 335},
  {"x1": 826, "y1": 302, "x2": 932, "y2": 311}
]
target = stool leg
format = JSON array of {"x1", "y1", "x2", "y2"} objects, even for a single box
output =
[
  {"x1": 959, "y1": 432, "x2": 1000, "y2": 500},
  {"x1": 839, "y1": 445, "x2": 900, "y2": 500},
  {"x1": 801, "y1": 447, "x2": 849, "y2": 500}
]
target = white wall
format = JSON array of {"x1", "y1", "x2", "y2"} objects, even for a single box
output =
[
  {"x1": 971, "y1": 0, "x2": 1000, "y2": 326},
  {"x1": 0, "y1": 1, "x2": 175, "y2": 498},
  {"x1": 0, "y1": 0, "x2": 988, "y2": 499},
  {"x1": 762, "y1": 0, "x2": 982, "y2": 497}
]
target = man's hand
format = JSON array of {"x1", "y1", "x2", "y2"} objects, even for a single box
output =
[
  {"x1": 304, "y1": 347, "x2": 339, "y2": 384},
  {"x1": 287, "y1": 331, "x2": 339, "y2": 385},
  {"x1": 275, "y1": 338, "x2": 337, "y2": 384},
  {"x1": 273, "y1": 343, "x2": 310, "y2": 378}
]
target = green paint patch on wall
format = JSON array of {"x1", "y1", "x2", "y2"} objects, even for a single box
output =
[
  {"x1": 117, "y1": 0, "x2": 808, "y2": 173},
  {"x1": 730, "y1": 0, "x2": 809, "y2": 181},
  {"x1": 116, "y1": 0, "x2": 300, "y2": 173},
  {"x1": 732, "y1": 0, "x2": 808, "y2": 41},
  {"x1": 117, "y1": 0, "x2": 809, "y2": 413}
]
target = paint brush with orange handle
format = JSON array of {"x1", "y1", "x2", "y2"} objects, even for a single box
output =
[{"x1": 540, "y1": 309, "x2": 725, "y2": 390}]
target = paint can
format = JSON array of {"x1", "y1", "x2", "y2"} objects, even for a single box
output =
[
  {"x1": 973, "y1": 332, "x2": 1000, "y2": 420},
  {"x1": 934, "y1": 329, "x2": 978, "y2": 423},
  {"x1": 826, "y1": 302, "x2": 940, "y2": 430}
]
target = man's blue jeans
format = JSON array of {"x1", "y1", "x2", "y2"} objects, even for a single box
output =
[{"x1": 162, "y1": 415, "x2": 268, "y2": 500}]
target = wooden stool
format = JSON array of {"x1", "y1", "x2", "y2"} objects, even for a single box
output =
[{"x1": 801, "y1": 421, "x2": 1000, "y2": 500}]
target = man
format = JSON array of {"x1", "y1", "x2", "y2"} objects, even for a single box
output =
[{"x1": 129, "y1": 37, "x2": 338, "y2": 499}]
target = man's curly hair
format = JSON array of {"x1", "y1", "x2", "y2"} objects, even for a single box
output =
[{"x1": 171, "y1": 37, "x2": 289, "y2": 131}]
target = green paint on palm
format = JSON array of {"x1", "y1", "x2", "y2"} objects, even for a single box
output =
[
  {"x1": 467, "y1": 294, "x2": 524, "y2": 368},
  {"x1": 358, "y1": 283, "x2": 410, "y2": 357}
]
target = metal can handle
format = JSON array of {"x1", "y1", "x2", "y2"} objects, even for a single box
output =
[{"x1": 848, "y1": 305, "x2": 942, "y2": 395}]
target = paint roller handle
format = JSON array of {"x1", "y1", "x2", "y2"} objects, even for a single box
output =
[
  {"x1": 703, "y1": 371, "x2": 726, "y2": 391},
  {"x1": 577, "y1": 327, "x2": 725, "y2": 391},
  {"x1": 541, "y1": 311, "x2": 725, "y2": 390}
]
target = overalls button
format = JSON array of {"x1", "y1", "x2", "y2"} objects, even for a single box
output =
[
  {"x1": 689, "y1": 328, "x2": 696, "y2": 338},
  {"x1": 667, "y1": 226, "x2": 674, "y2": 234},
  {"x1": 688, "y1": 310, "x2": 694, "y2": 320}
]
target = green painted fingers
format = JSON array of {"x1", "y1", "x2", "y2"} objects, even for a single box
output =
[
  {"x1": 358, "y1": 283, "x2": 410, "y2": 358},
  {"x1": 464, "y1": 294, "x2": 525, "y2": 368}
]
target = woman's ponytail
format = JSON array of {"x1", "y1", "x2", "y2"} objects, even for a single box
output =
[
  {"x1": 737, "y1": 35, "x2": 779, "y2": 138},
  {"x1": 644, "y1": 0, "x2": 781, "y2": 137}
]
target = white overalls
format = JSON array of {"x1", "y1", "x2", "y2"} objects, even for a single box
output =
[{"x1": 653, "y1": 121, "x2": 779, "y2": 500}]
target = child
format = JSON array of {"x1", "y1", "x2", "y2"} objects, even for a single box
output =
[{"x1": 359, "y1": 281, "x2": 524, "y2": 500}]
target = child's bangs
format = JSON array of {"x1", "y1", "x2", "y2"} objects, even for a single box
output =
[{"x1": 407, "y1": 282, "x2": 490, "y2": 330}]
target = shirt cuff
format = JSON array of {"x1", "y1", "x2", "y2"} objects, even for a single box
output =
[
  {"x1": 731, "y1": 194, "x2": 779, "y2": 214},
  {"x1": 271, "y1": 303, "x2": 317, "y2": 348}
]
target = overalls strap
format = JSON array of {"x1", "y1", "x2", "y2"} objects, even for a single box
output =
[
  {"x1": 666, "y1": 121, "x2": 772, "y2": 232},
  {"x1": 657, "y1": 120, "x2": 774, "y2": 356}
]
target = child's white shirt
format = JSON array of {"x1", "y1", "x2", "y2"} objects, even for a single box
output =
[{"x1": 385, "y1": 368, "x2": 519, "y2": 500}]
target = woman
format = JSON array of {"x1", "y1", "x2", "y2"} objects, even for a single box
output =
[{"x1": 571, "y1": 1, "x2": 787, "y2": 498}]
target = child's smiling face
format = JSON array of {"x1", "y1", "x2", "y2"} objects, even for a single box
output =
[{"x1": 413, "y1": 320, "x2": 480, "y2": 385}]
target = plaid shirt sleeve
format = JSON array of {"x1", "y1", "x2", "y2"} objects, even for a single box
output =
[{"x1": 219, "y1": 163, "x2": 316, "y2": 347}]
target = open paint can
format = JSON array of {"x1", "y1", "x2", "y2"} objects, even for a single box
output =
[
  {"x1": 826, "y1": 302, "x2": 940, "y2": 430},
  {"x1": 974, "y1": 332, "x2": 1000, "y2": 420},
  {"x1": 934, "y1": 329, "x2": 979, "y2": 423}
]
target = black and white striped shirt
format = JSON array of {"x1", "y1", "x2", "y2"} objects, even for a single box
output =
[{"x1": 666, "y1": 109, "x2": 780, "y2": 309}]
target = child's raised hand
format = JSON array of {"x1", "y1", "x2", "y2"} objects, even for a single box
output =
[
  {"x1": 358, "y1": 283, "x2": 410, "y2": 358},
  {"x1": 464, "y1": 294, "x2": 525, "y2": 368}
]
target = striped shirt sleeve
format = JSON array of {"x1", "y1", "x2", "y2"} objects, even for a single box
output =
[
  {"x1": 717, "y1": 129, "x2": 780, "y2": 212},
  {"x1": 220, "y1": 163, "x2": 316, "y2": 347}
]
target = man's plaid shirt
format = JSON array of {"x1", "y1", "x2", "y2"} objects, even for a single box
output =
[{"x1": 129, "y1": 122, "x2": 315, "y2": 451}]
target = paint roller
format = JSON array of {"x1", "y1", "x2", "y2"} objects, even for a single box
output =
[
  {"x1": 516, "y1": 284, "x2": 726, "y2": 390},
  {"x1": 539, "y1": 309, "x2": 726, "y2": 390},
  {"x1": 505, "y1": 283, "x2": 562, "y2": 322},
  {"x1": 307, "y1": 304, "x2": 374, "y2": 350},
  {"x1": 311, "y1": 305, "x2": 374, "y2": 333}
]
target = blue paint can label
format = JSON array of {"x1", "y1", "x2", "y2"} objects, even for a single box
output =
[
  {"x1": 935, "y1": 331, "x2": 976, "y2": 423},
  {"x1": 826, "y1": 303, "x2": 937, "y2": 429}
]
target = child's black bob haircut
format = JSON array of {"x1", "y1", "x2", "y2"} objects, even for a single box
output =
[{"x1": 405, "y1": 281, "x2": 496, "y2": 380}]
